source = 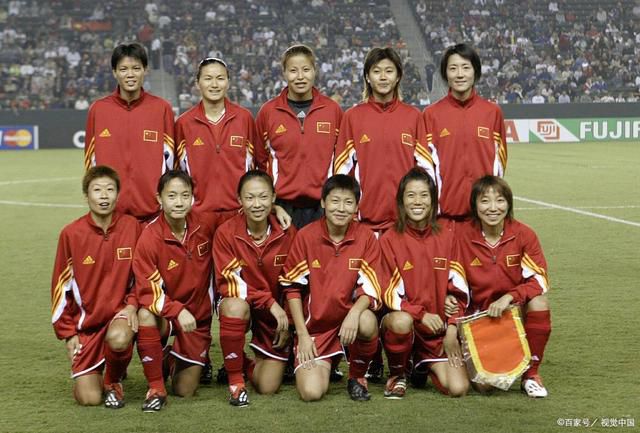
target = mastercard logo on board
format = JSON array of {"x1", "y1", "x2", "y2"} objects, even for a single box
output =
[{"x1": 1, "y1": 129, "x2": 34, "y2": 148}]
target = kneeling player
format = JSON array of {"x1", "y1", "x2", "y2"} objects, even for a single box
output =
[
  {"x1": 134, "y1": 171, "x2": 214, "y2": 411},
  {"x1": 281, "y1": 175, "x2": 383, "y2": 402},
  {"x1": 450, "y1": 176, "x2": 552, "y2": 397},
  {"x1": 380, "y1": 168, "x2": 470, "y2": 399},
  {"x1": 214, "y1": 170, "x2": 296, "y2": 406},
  {"x1": 51, "y1": 166, "x2": 140, "y2": 408}
]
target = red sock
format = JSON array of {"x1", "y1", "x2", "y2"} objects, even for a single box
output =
[
  {"x1": 383, "y1": 328, "x2": 413, "y2": 377},
  {"x1": 103, "y1": 342, "x2": 133, "y2": 386},
  {"x1": 524, "y1": 310, "x2": 551, "y2": 378},
  {"x1": 220, "y1": 316, "x2": 248, "y2": 386},
  {"x1": 137, "y1": 326, "x2": 166, "y2": 394},
  {"x1": 348, "y1": 337, "x2": 378, "y2": 379}
]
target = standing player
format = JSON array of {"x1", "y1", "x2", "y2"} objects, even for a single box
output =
[
  {"x1": 85, "y1": 42, "x2": 175, "y2": 221},
  {"x1": 455, "y1": 176, "x2": 552, "y2": 397},
  {"x1": 51, "y1": 166, "x2": 139, "y2": 408},
  {"x1": 423, "y1": 43, "x2": 507, "y2": 225},
  {"x1": 333, "y1": 47, "x2": 434, "y2": 233},
  {"x1": 134, "y1": 171, "x2": 214, "y2": 411},
  {"x1": 380, "y1": 168, "x2": 470, "y2": 399},
  {"x1": 214, "y1": 170, "x2": 296, "y2": 406},
  {"x1": 255, "y1": 44, "x2": 343, "y2": 229},
  {"x1": 280, "y1": 175, "x2": 383, "y2": 402}
]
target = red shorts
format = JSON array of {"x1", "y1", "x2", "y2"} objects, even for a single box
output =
[
  {"x1": 71, "y1": 326, "x2": 108, "y2": 378},
  {"x1": 249, "y1": 309, "x2": 290, "y2": 361},
  {"x1": 169, "y1": 323, "x2": 212, "y2": 367},
  {"x1": 412, "y1": 322, "x2": 448, "y2": 368},
  {"x1": 293, "y1": 328, "x2": 344, "y2": 372}
]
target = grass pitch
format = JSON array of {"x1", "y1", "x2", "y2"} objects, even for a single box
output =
[{"x1": 0, "y1": 142, "x2": 638, "y2": 433}]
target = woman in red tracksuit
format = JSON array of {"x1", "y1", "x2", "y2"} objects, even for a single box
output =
[
  {"x1": 380, "y1": 168, "x2": 470, "y2": 399},
  {"x1": 453, "y1": 175, "x2": 552, "y2": 398},
  {"x1": 255, "y1": 44, "x2": 343, "y2": 229},
  {"x1": 214, "y1": 170, "x2": 296, "y2": 407}
]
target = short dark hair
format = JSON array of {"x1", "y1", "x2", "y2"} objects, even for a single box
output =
[
  {"x1": 362, "y1": 47, "x2": 403, "y2": 101},
  {"x1": 470, "y1": 175, "x2": 514, "y2": 224},
  {"x1": 281, "y1": 44, "x2": 316, "y2": 72},
  {"x1": 439, "y1": 43, "x2": 482, "y2": 83},
  {"x1": 111, "y1": 43, "x2": 148, "y2": 70},
  {"x1": 197, "y1": 57, "x2": 229, "y2": 80},
  {"x1": 237, "y1": 169, "x2": 275, "y2": 196},
  {"x1": 395, "y1": 167, "x2": 439, "y2": 233},
  {"x1": 157, "y1": 170, "x2": 193, "y2": 195},
  {"x1": 321, "y1": 175, "x2": 361, "y2": 204},
  {"x1": 82, "y1": 165, "x2": 120, "y2": 195}
]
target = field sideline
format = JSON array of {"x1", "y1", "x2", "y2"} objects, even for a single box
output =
[{"x1": 0, "y1": 142, "x2": 638, "y2": 433}]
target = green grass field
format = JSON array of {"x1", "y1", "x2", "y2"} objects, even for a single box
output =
[{"x1": 1, "y1": 142, "x2": 639, "y2": 433}]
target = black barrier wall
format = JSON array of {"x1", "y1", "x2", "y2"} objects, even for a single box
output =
[{"x1": 1, "y1": 103, "x2": 639, "y2": 149}]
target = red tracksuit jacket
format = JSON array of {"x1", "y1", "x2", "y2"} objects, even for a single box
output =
[
  {"x1": 175, "y1": 99, "x2": 258, "y2": 213},
  {"x1": 455, "y1": 219, "x2": 549, "y2": 313},
  {"x1": 334, "y1": 98, "x2": 434, "y2": 231},
  {"x1": 423, "y1": 90, "x2": 507, "y2": 219},
  {"x1": 51, "y1": 212, "x2": 140, "y2": 339},
  {"x1": 255, "y1": 87, "x2": 343, "y2": 206},
  {"x1": 85, "y1": 87, "x2": 175, "y2": 220}
]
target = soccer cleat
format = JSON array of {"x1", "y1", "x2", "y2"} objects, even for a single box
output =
[
  {"x1": 228, "y1": 384, "x2": 249, "y2": 407},
  {"x1": 103, "y1": 383, "x2": 125, "y2": 409},
  {"x1": 200, "y1": 362, "x2": 213, "y2": 385},
  {"x1": 384, "y1": 376, "x2": 407, "y2": 400},
  {"x1": 347, "y1": 377, "x2": 371, "y2": 401},
  {"x1": 364, "y1": 361, "x2": 384, "y2": 384},
  {"x1": 330, "y1": 367, "x2": 344, "y2": 382},
  {"x1": 521, "y1": 375, "x2": 548, "y2": 398},
  {"x1": 142, "y1": 389, "x2": 167, "y2": 412},
  {"x1": 410, "y1": 367, "x2": 428, "y2": 389},
  {"x1": 216, "y1": 366, "x2": 229, "y2": 385}
]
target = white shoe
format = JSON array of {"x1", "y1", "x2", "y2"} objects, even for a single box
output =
[{"x1": 521, "y1": 375, "x2": 548, "y2": 398}]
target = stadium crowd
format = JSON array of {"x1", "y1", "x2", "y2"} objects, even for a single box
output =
[
  {"x1": 1, "y1": 0, "x2": 638, "y2": 110},
  {"x1": 413, "y1": 0, "x2": 640, "y2": 103}
]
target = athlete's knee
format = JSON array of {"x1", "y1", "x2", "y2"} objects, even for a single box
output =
[
  {"x1": 297, "y1": 383, "x2": 324, "y2": 402},
  {"x1": 357, "y1": 309, "x2": 379, "y2": 340},
  {"x1": 74, "y1": 385, "x2": 102, "y2": 406},
  {"x1": 384, "y1": 311, "x2": 413, "y2": 334},
  {"x1": 527, "y1": 294, "x2": 550, "y2": 312},
  {"x1": 105, "y1": 326, "x2": 133, "y2": 351},
  {"x1": 219, "y1": 298, "x2": 250, "y2": 320},
  {"x1": 448, "y1": 380, "x2": 470, "y2": 398},
  {"x1": 137, "y1": 307, "x2": 157, "y2": 326},
  {"x1": 255, "y1": 377, "x2": 281, "y2": 395}
]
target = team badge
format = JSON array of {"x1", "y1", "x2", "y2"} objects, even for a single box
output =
[
  {"x1": 348, "y1": 258, "x2": 362, "y2": 270},
  {"x1": 433, "y1": 257, "x2": 447, "y2": 270},
  {"x1": 99, "y1": 128, "x2": 111, "y2": 138},
  {"x1": 275, "y1": 124, "x2": 287, "y2": 134},
  {"x1": 439, "y1": 128, "x2": 450, "y2": 137},
  {"x1": 197, "y1": 241, "x2": 209, "y2": 257},
  {"x1": 359, "y1": 134, "x2": 371, "y2": 143},
  {"x1": 117, "y1": 247, "x2": 132, "y2": 260},
  {"x1": 316, "y1": 122, "x2": 331, "y2": 134},
  {"x1": 192, "y1": 137, "x2": 204, "y2": 146},
  {"x1": 274, "y1": 254, "x2": 287, "y2": 266},
  {"x1": 401, "y1": 133, "x2": 414, "y2": 146},
  {"x1": 230, "y1": 135, "x2": 244, "y2": 147},
  {"x1": 143, "y1": 130, "x2": 159, "y2": 142},
  {"x1": 506, "y1": 254, "x2": 521, "y2": 267},
  {"x1": 470, "y1": 257, "x2": 483, "y2": 267},
  {"x1": 403, "y1": 261, "x2": 414, "y2": 271},
  {"x1": 167, "y1": 259, "x2": 179, "y2": 271},
  {"x1": 311, "y1": 259, "x2": 321, "y2": 268},
  {"x1": 83, "y1": 255, "x2": 95, "y2": 265},
  {"x1": 477, "y1": 126, "x2": 490, "y2": 139}
]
